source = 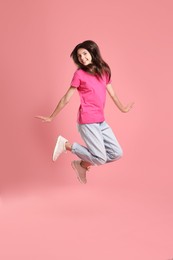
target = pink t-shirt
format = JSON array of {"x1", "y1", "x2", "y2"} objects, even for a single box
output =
[{"x1": 70, "y1": 69, "x2": 111, "y2": 124}]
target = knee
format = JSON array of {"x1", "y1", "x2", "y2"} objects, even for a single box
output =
[
  {"x1": 111, "y1": 147, "x2": 123, "y2": 161},
  {"x1": 117, "y1": 147, "x2": 123, "y2": 159}
]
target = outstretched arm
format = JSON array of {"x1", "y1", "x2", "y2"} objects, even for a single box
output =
[
  {"x1": 106, "y1": 84, "x2": 134, "y2": 113},
  {"x1": 36, "y1": 86, "x2": 76, "y2": 122}
]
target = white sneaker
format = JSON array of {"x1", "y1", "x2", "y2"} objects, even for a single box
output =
[
  {"x1": 52, "y1": 135, "x2": 68, "y2": 161},
  {"x1": 71, "y1": 160, "x2": 87, "y2": 184}
]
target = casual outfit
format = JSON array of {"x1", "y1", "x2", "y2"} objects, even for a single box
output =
[
  {"x1": 70, "y1": 69, "x2": 123, "y2": 165},
  {"x1": 53, "y1": 69, "x2": 123, "y2": 183}
]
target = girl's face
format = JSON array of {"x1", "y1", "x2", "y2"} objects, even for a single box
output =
[{"x1": 77, "y1": 48, "x2": 92, "y2": 66}]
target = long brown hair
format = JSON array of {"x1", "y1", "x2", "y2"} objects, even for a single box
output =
[{"x1": 70, "y1": 40, "x2": 111, "y2": 81}]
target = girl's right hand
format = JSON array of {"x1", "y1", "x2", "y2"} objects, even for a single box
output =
[{"x1": 35, "y1": 116, "x2": 53, "y2": 123}]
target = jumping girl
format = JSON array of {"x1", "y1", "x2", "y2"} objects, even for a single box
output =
[{"x1": 36, "y1": 40, "x2": 134, "y2": 184}]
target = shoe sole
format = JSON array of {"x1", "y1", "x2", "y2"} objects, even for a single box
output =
[
  {"x1": 52, "y1": 136, "x2": 62, "y2": 161},
  {"x1": 71, "y1": 161, "x2": 86, "y2": 184}
]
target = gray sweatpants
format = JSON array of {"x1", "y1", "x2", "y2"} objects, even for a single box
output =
[{"x1": 71, "y1": 121, "x2": 123, "y2": 166}]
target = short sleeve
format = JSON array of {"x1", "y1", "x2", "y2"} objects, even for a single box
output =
[{"x1": 70, "y1": 70, "x2": 81, "y2": 88}]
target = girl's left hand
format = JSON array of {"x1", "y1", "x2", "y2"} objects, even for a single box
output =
[{"x1": 122, "y1": 102, "x2": 134, "y2": 113}]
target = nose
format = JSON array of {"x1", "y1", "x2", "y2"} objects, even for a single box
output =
[{"x1": 80, "y1": 55, "x2": 85, "y2": 61}]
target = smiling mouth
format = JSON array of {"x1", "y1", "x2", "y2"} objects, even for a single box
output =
[{"x1": 82, "y1": 60, "x2": 89, "y2": 64}]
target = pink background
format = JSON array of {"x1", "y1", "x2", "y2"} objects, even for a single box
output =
[{"x1": 0, "y1": 0, "x2": 173, "y2": 259}]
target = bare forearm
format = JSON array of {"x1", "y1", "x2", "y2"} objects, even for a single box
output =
[
  {"x1": 107, "y1": 84, "x2": 134, "y2": 113},
  {"x1": 35, "y1": 87, "x2": 76, "y2": 123},
  {"x1": 111, "y1": 95, "x2": 126, "y2": 112},
  {"x1": 50, "y1": 96, "x2": 68, "y2": 119}
]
